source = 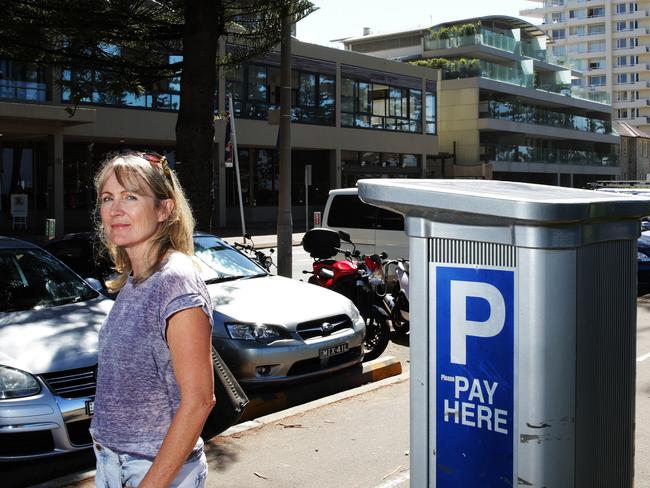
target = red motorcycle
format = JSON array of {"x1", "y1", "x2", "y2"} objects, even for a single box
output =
[{"x1": 301, "y1": 228, "x2": 390, "y2": 362}]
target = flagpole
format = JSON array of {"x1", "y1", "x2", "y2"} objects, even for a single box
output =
[{"x1": 228, "y1": 94, "x2": 246, "y2": 237}]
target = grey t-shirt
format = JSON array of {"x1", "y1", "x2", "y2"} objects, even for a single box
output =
[{"x1": 90, "y1": 252, "x2": 213, "y2": 460}]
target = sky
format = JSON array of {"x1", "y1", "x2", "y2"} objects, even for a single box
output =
[{"x1": 296, "y1": 0, "x2": 539, "y2": 48}]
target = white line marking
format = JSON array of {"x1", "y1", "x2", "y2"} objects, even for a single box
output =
[
  {"x1": 373, "y1": 471, "x2": 410, "y2": 488},
  {"x1": 638, "y1": 352, "x2": 650, "y2": 362}
]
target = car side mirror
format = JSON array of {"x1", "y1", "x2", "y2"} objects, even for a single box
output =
[
  {"x1": 338, "y1": 230, "x2": 352, "y2": 243},
  {"x1": 85, "y1": 277, "x2": 103, "y2": 292}
]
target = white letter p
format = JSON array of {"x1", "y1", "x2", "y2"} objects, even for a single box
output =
[{"x1": 450, "y1": 280, "x2": 505, "y2": 365}]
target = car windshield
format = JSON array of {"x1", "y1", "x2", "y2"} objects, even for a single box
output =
[
  {"x1": 193, "y1": 236, "x2": 266, "y2": 283},
  {"x1": 0, "y1": 248, "x2": 98, "y2": 313}
]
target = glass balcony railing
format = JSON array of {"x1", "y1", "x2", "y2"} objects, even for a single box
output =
[
  {"x1": 486, "y1": 144, "x2": 618, "y2": 167},
  {"x1": 482, "y1": 100, "x2": 613, "y2": 134},
  {"x1": 477, "y1": 60, "x2": 534, "y2": 88},
  {"x1": 0, "y1": 80, "x2": 47, "y2": 102},
  {"x1": 424, "y1": 30, "x2": 546, "y2": 62},
  {"x1": 570, "y1": 87, "x2": 611, "y2": 104}
]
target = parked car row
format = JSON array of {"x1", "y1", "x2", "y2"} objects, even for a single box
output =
[{"x1": 1, "y1": 232, "x2": 366, "y2": 461}]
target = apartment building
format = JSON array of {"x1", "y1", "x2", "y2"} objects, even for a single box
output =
[
  {"x1": 521, "y1": 0, "x2": 650, "y2": 131},
  {"x1": 0, "y1": 39, "x2": 438, "y2": 236},
  {"x1": 342, "y1": 16, "x2": 620, "y2": 187}
]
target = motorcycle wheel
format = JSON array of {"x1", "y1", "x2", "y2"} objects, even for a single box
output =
[
  {"x1": 391, "y1": 316, "x2": 410, "y2": 335},
  {"x1": 362, "y1": 315, "x2": 390, "y2": 362}
]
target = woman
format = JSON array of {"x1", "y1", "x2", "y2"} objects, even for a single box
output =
[{"x1": 89, "y1": 151, "x2": 216, "y2": 488}]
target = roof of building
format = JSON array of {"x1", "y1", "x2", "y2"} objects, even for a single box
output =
[
  {"x1": 432, "y1": 15, "x2": 547, "y2": 38},
  {"x1": 340, "y1": 15, "x2": 546, "y2": 45},
  {"x1": 614, "y1": 121, "x2": 650, "y2": 139}
]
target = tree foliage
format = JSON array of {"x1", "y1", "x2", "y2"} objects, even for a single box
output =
[{"x1": 0, "y1": 0, "x2": 315, "y2": 230}]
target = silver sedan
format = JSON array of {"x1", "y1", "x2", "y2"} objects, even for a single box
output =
[
  {"x1": 0, "y1": 237, "x2": 113, "y2": 462},
  {"x1": 194, "y1": 233, "x2": 365, "y2": 388}
]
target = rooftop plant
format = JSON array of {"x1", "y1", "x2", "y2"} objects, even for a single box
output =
[{"x1": 428, "y1": 22, "x2": 481, "y2": 40}]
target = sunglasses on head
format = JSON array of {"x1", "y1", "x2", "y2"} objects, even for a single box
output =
[{"x1": 131, "y1": 151, "x2": 173, "y2": 183}]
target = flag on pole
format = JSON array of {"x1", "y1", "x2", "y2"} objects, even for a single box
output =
[{"x1": 224, "y1": 110, "x2": 233, "y2": 168}]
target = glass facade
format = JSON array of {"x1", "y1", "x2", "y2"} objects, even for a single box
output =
[
  {"x1": 226, "y1": 61, "x2": 336, "y2": 125},
  {"x1": 340, "y1": 150, "x2": 422, "y2": 187},
  {"x1": 0, "y1": 60, "x2": 48, "y2": 102},
  {"x1": 481, "y1": 99, "x2": 612, "y2": 134},
  {"x1": 225, "y1": 148, "x2": 330, "y2": 207},
  {"x1": 484, "y1": 144, "x2": 617, "y2": 166},
  {"x1": 62, "y1": 54, "x2": 182, "y2": 110},
  {"x1": 340, "y1": 78, "x2": 430, "y2": 133}
]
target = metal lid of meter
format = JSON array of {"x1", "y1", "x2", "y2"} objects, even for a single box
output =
[{"x1": 357, "y1": 179, "x2": 650, "y2": 223}]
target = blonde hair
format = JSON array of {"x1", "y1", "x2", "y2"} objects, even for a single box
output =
[{"x1": 94, "y1": 151, "x2": 195, "y2": 292}]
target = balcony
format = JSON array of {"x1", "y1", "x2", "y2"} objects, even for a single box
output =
[
  {"x1": 424, "y1": 30, "x2": 546, "y2": 61},
  {"x1": 487, "y1": 144, "x2": 618, "y2": 167},
  {"x1": 614, "y1": 9, "x2": 650, "y2": 20},
  {"x1": 613, "y1": 99, "x2": 647, "y2": 109},
  {"x1": 481, "y1": 99, "x2": 613, "y2": 134},
  {"x1": 0, "y1": 80, "x2": 48, "y2": 102},
  {"x1": 629, "y1": 116, "x2": 650, "y2": 126},
  {"x1": 570, "y1": 87, "x2": 611, "y2": 104}
]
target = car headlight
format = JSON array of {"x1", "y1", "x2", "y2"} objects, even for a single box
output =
[
  {"x1": 349, "y1": 305, "x2": 363, "y2": 324},
  {"x1": 226, "y1": 323, "x2": 287, "y2": 343},
  {"x1": 0, "y1": 365, "x2": 41, "y2": 399},
  {"x1": 639, "y1": 251, "x2": 650, "y2": 262}
]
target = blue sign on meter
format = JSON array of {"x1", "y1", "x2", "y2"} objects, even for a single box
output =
[{"x1": 435, "y1": 265, "x2": 515, "y2": 487}]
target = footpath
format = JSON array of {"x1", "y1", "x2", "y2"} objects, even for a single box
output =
[{"x1": 44, "y1": 373, "x2": 410, "y2": 488}]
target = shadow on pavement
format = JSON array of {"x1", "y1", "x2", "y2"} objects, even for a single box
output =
[{"x1": 0, "y1": 449, "x2": 95, "y2": 488}]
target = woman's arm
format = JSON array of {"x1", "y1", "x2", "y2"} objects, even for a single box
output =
[{"x1": 139, "y1": 306, "x2": 215, "y2": 488}]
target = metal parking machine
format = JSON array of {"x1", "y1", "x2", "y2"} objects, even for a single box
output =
[{"x1": 357, "y1": 179, "x2": 650, "y2": 488}]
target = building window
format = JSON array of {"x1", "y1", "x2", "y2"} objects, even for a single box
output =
[
  {"x1": 617, "y1": 73, "x2": 629, "y2": 84},
  {"x1": 588, "y1": 24, "x2": 605, "y2": 35},
  {"x1": 551, "y1": 12, "x2": 565, "y2": 23},
  {"x1": 617, "y1": 109, "x2": 629, "y2": 119},
  {"x1": 616, "y1": 91, "x2": 628, "y2": 101},
  {"x1": 588, "y1": 40, "x2": 606, "y2": 53},
  {"x1": 0, "y1": 60, "x2": 47, "y2": 102},
  {"x1": 426, "y1": 90, "x2": 436, "y2": 134},
  {"x1": 589, "y1": 58, "x2": 606, "y2": 70},
  {"x1": 226, "y1": 61, "x2": 336, "y2": 125},
  {"x1": 616, "y1": 38, "x2": 628, "y2": 49},
  {"x1": 588, "y1": 7, "x2": 605, "y2": 17},
  {"x1": 570, "y1": 25, "x2": 585, "y2": 36},
  {"x1": 552, "y1": 45, "x2": 567, "y2": 56},
  {"x1": 569, "y1": 9, "x2": 585, "y2": 19},
  {"x1": 340, "y1": 76, "x2": 427, "y2": 133},
  {"x1": 616, "y1": 21, "x2": 628, "y2": 32},
  {"x1": 589, "y1": 75, "x2": 606, "y2": 86},
  {"x1": 63, "y1": 54, "x2": 181, "y2": 110},
  {"x1": 552, "y1": 28, "x2": 566, "y2": 40},
  {"x1": 616, "y1": 3, "x2": 627, "y2": 13},
  {"x1": 616, "y1": 55, "x2": 628, "y2": 67},
  {"x1": 569, "y1": 42, "x2": 588, "y2": 54}
]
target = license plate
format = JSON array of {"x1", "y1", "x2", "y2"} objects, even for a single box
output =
[
  {"x1": 319, "y1": 343, "x2": 349, "y2": 359},
  {"x1": 85, "y1": 400, "x2": 94, "y2": 416}
]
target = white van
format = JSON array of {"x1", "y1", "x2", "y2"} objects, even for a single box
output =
[{"x1": 322, "y1": 188, "x2": 408, "y2": 258}]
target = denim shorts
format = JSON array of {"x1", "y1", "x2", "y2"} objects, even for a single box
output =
[{"x1": 92, "y1": 440, "x2": 208, "y2": 488}]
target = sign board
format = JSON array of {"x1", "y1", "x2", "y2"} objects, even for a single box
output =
[
  {"x1": 313, "y1": 211, "x2": 321, "y2": 227},
  {"x1": 432, "y1": 264, "x2": 516, "y2": 487},
  {"x1": 10, "y1": 194, "x2": 28, "y2": 217},
  {"x1": 305, "y1": 164, "x2": 312, "y2": 186}
]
